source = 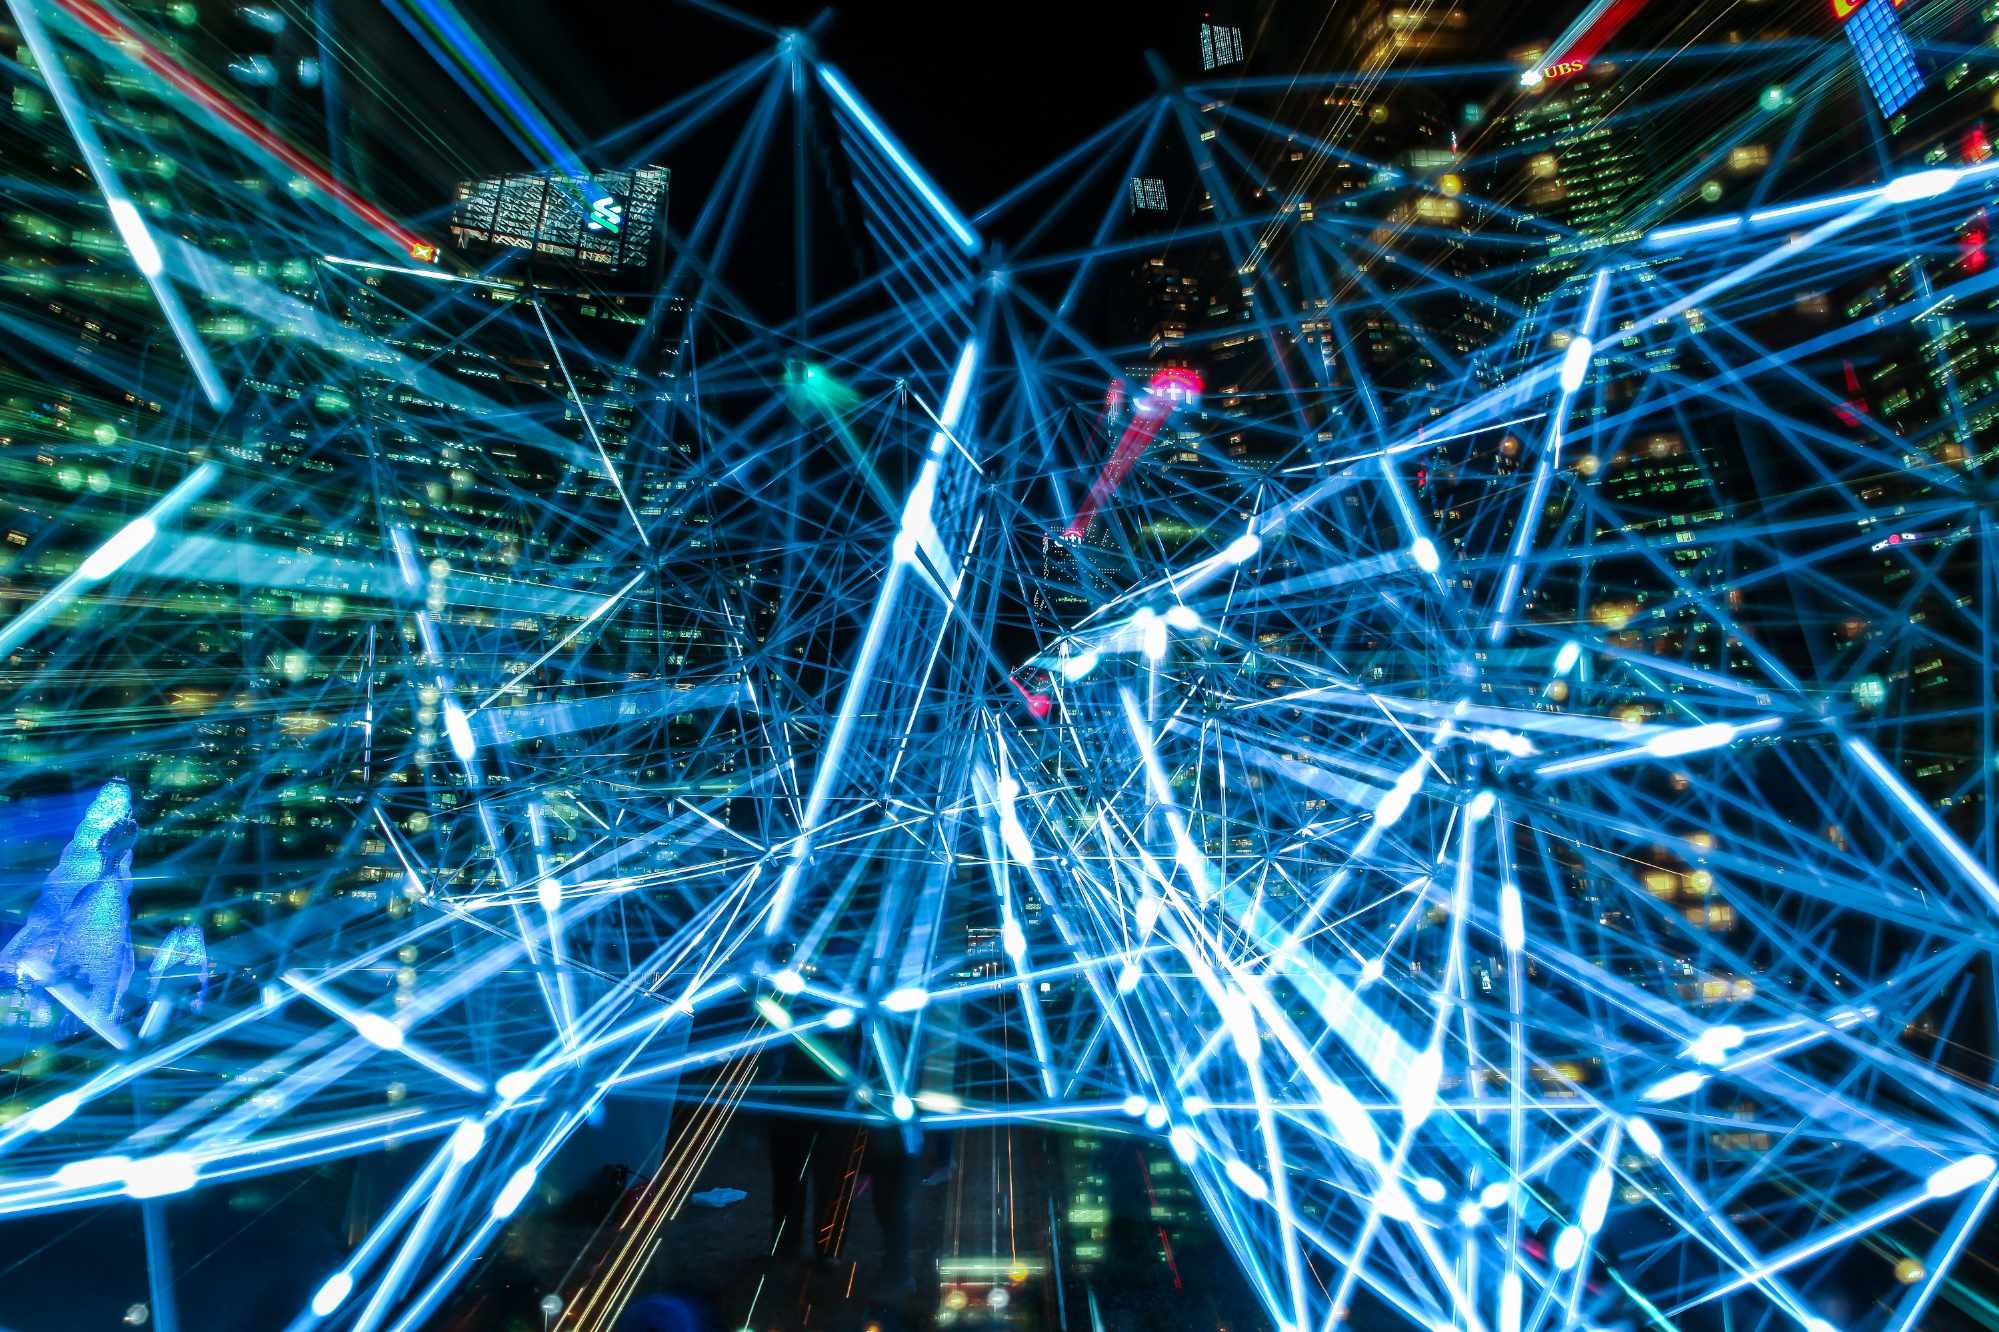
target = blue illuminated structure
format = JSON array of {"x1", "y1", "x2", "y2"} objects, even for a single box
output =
[
  {"x1": 3, "y1": 2, "x2": 1999, "y2": 1330},
  {"x1": 1845, "y1": 0, "x2": 1924, "y2": 116}
]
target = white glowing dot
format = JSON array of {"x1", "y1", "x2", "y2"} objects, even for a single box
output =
[
  {"x1": 1559, "y1": 335, "x2": 1595, "y2": 394},
  {"x1": 449, "y1": 1119, "x2": 486, "y2": 1165},
  {"x1": 492, "y1": 1165, "x2": 536, "y2": 1218},
  {"x1": 882, "y1": 986, "x2": 929, "y2": 1013},
  {"x1": 80, "y1": 517, "x2": 158, "y2": 581},
  {"x1": 1060, "y1": 648, "x2": 1100, "y2": 680},
  {"x1": 442, "y1": 700, "x2": 477, "y2": 761},
  {"x1": 1928, "y1": 1154, "x2": 1997, "y2": 1198},
  {"x1": 310, "y1": 1272, "x2": 353, "y2": 1317},
  {"x1": 1225, "y1": 1159, "x2": 1269, "y2": 1201},
  {"x1": 354, "y1": 1013, "x2": 404, "y2": 1051},
  {"x1": 25, "y1": 1091, "x2": 81, "y2": 1133},
  {"x1": 108, "y1": 198, "x2": 164, "y2": 277},
  {"x1": 123, "y1": 1152, "x2": 198, "y2": 1199},
  {"x1": 57, "y1": 1154, "x2": 131, "y2": 1190}
]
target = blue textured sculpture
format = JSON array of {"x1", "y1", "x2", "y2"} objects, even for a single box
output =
[{"x1": 0, "y1": 781, "x2": 141, "y2": 1036}]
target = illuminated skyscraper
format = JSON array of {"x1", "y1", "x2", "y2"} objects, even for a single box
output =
[
  {"x1": 449, "y1": 165, "x2": 670, "y2": 276},
  {"x1": 1199, "y1": 19, "x2": 1245, "y2": 70}
]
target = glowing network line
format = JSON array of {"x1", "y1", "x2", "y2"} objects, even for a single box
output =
[{"x1": 3, "y1": 8, "x2": 1999, "y2": 1332}]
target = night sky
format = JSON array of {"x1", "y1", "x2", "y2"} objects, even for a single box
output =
[{"x1": 456, "y1": 0, "x2": 1239, "y2": 212}]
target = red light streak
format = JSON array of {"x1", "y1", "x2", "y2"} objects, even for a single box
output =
[
  {"x1": 1063, "y1": 367, "x2": 1202, "y2": 541},
  {"x1": 1009, "y1": 673, "x2": 1052, "y2": 719},
  {"x1": 53, "y1": 0, "x2": 435, "y2": 263},
  {"x1": 1542, "y1": 0, "x2": 1649, "y2": 79}
]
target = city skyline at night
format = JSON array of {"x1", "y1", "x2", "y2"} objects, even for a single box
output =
[{"x1": 2, "y1": 2, "x2": 1999, "y2": 1331}]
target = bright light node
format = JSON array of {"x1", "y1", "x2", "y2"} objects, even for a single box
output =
[
  {"x1": 124, "y1": 1152, "x2": 198, "y2": 1199},
  {"x1": 1560, "y1": 335, "x2": 1595, "y2": 393},
  {"x1": 1401, "y1": 1044, "x2": 1443, "y2": 1126},
  {"x1": 449, "y1": 1119, "x2": 487, "y2": 1165},
  {"x1": 1467, "y1": 790, "x2": 1496, "y2": 822},
  {"x1": 536, "y1": 878, "x2": 563, "y2": 913},
  {"x1": 108, "y1": 198, "x2": 164, "y2": 277},
  {"x1": 1520, "y1": 68, "x2": 1544, "y2": 87},
  {"x1": 1927, "y1": 1153, "x2": 1997, "y2": 1198},
  {"x1": 1581, "y1": 1165, "x2": 1613, "y2": 1234},
  {"x1": 492, "y1": 1165, "x2": 537, "y2": 1218},
  {"x1": 892, "y1": 1093, "x2": 915, "y2": 1121},
  {"x1": 1143, "y1": 1103, "x2": 1167, "y2": 1129},
  {"x1": 1410, "y1": 537, "x2": 1441, "y2": 573},
  {"x1": 1414, "y1": 1175, "x2": 1446, "y2": 1203},
  {"x1": 495, "y1": 1068, "x2": 537, "y2": 1103},
  {"x1": 1645, "y1": 721, "x2": 1739, "y2": 758},
  {"x1": 772, "y1": 967, "x2": 805, "y2": 995},
  {"x1": 1479, "y1": 1181, "x2": 1511, "y2": 1210},
  {"x1": 442, "y1": 699, "x2": 477, "y2": 761},
  {"x1": 882, "y1": 986, "x2": 929, "y2": 1013},
  {"x1": 824, "y1": 1006, "x2": 855, "y2": 1029},
  {"x1": 1376, "y1": 1183, "x2": 1416, "y2": 1221},
  {"x1": 1121, "y1": 1094, "x2": 1148, "y2": 1117},
  {"x1": 1115, "y1": 962, "x2": 1141, "y2": 993},
  {"x1": 1170, "y1": 1125, "x2": 1198, "y2": 1163},
  {"x1": 1060, "y1": 647, "x2": 1100, "y2": 681},
  {"x1": 1626, "y1": 1116, "x2": 1663, "y2": 1157},
  {"x1": 1001, "y1": 919, "x2": 1026, "y2": 961},
  {"x1": 57, "y1": 1154, "x2": 131, "y2": 1190},
  {"x1": 1184, "y1": 1094, "x2": 1211, "y2": 1115},
  {"x1": 1501, "y1": 884, "x2": 1525, "y2": 953},
  {"x1": 1164, "y1": 603, "x2": 1201, "y2": 631},
  {"x1": 1883, "y1": 168, "x2": 1960, "y2": 204},
  {"x1": 1554, "y1": 641, "x2": 1582, "y2": 675},
  {"x1": 1358, "y1": 956, "x2": 1385, "y2": 985},
  {"x1": 1225, "y1": 1159, "x2": 1270, "y2": 1201},
  {"x1": 1687, "y1": 1023, "x2": 1745, "y2": 1065},
  {"x1": 1223, "y1": 531, "x2": 1262, "y2": 564},
  {"x1": 310, "y1": 1272, "x2": 354, "y2": 1317},
  {"x1": 25, "y1": 1091, "x2": 81, "y2": 1133},
  {"x1": 1641, "y1": 1070, "x2": 1709, "y2": 1103},
  {"x1": 1552, "y1": 1224, "x2": 1585, "y2": 1270},
  {"x1": 1221, "y1": 991, "x2": 1261, "y2": 1060},
  {"x1": 80, "y1": 517, "x2": 158, "y2": 581},
  {"x1": 355, "y1": 1013, "x2": 404, "y2": 1051}
]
